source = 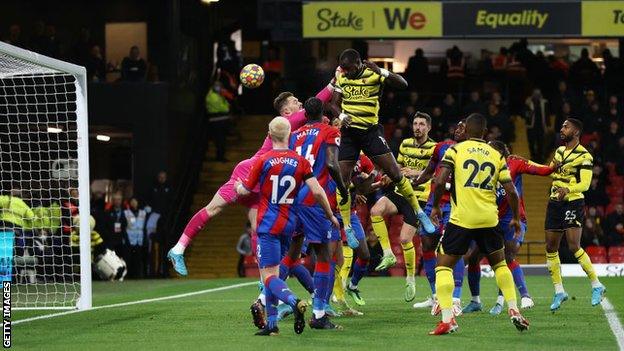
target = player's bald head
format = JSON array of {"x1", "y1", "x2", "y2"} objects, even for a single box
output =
[
  {"x1": 268, "y1": 116, "x2": 291, "y2": 143},
  {"x1": 304, "y1": 97, "x2": 323, "y2": 121},
  {"x1": 339, "y1": 49, "x2": 363, "y2": 79},
  {"x1": 339, "y1": 49, "x2": 360, "y2": 64},
  {"x1": 465, "y1": 113, "x2": 487, "y2": 139}
]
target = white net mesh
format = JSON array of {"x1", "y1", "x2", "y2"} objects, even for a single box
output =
[{"x1": 0, "y1": 51, "x2": 83, "y2": 308}]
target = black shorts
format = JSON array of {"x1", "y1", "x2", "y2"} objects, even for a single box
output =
[
  {"x1": 339, "y1": 124, "x2": 391, "y2": 161},
  {"x1": 439, "y1": 222, "x2": 504, "y2": 256},
  {"x1": 384, "y1": 190, "x2": 419, "y2": 227},
  {"x1": 545, "y1": 199, "x2": 585, "y2": 231}
]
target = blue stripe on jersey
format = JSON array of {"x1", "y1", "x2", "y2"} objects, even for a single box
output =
[{"x1": 496, "y1": 172, "x2": 524, "y2": 222}]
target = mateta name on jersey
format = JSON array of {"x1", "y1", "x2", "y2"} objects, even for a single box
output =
[
  {"x1": 295, "y1": 128, "x2": 320, "y2": 139},
  {"x1": 268, "y1": 156, "x2": 299, "y2": 168}
]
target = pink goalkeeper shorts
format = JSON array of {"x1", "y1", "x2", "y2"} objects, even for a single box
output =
[{"x1": 217, "y1": 158, "x2": 259, "y2": 209}]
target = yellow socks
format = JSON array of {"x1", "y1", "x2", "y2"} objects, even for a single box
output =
[
  {"x1": 493, "y1": 261, "x2": 518, "y2": 310},
  {"x1": 337, "y1": 191, "x2": 352, "y2": 228},
  {"x1": 394, "y1": 176, "x2": 422, "y2": 213},
  {"x1": 435, "y1": 266, "x2": 454, "y2": 323},
  {"x1": 333, "y1": 263, "x2": 346, "y2": 301},
  {"x1": 371, "y1": 216, "x2": 392, "y2": 255},
  {"x1": 402, "y1": 242, "x2": 415, "y2": 278},
  {"x1": 340, "y1": 246, "x2": 354, "y2": 288},
  {"x1": 546, "y1": 251, "x2": 564, "y2": 293},
  {"x1": 574, "y1": 248, "x2": 599, "y2": 284}
]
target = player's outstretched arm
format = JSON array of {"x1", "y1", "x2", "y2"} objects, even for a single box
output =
[
  {"x1": 513, "y1": 155, "x2": 557, "y2": 176},
  {"x1": 363, "y1": 60, "x2": 408, "y2": 90}
]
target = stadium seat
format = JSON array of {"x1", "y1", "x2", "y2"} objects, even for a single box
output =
[
  {"x1": 589, "y1": 254, "x2": 608, "y2": 264},
  {"x1": 586, "y1": 246, "x2": 607, "y2": 257},
  {"x1": 608, "y1": 246, "x2": 624, "y2": 257},
  {"x1": 609, "y1": 254, "x2": 624, "y2": 263}
]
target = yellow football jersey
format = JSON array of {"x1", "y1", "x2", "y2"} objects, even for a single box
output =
[
  {"x1": 441, "y1": 138, "x2": 512, "y2": 229},
  {"x1": 398, "y1": 137, "x2": 436, "y2": 202},
  {"x1": 336, "y1": 68, "x2": 385, "y2": 129},
  {"x1": 549, "y1": 144, "x2": 593, "y2": 201}
]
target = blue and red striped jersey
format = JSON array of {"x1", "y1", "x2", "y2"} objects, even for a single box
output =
[
  {"x1": 496, "y1": 155, "x2": 554, "y2": 223},
  {"x1": 289, "y1": 122, "x2": 341, "y2": 209},
  {"x1": 426, "y1": 140, "x2": 456, "y2": 206},
  {"x1": 243, "y1": 148, "x2": 314, "y2": 235}
]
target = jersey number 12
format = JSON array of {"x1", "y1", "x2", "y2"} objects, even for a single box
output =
[{"x1": 270, "y1": 175, "x2": 296, "y2": 204}]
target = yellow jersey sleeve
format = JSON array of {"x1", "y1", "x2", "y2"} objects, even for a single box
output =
[
  {"x1": 498, "y1": 156, "x2": 512, "y2": 184},
  {"x1": 441, "y1": 146, "x2": 457, "y2": 168}
]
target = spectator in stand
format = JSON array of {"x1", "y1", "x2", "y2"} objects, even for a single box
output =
[
  {"x1": 463, "y1": 90, "x2": 486, "y2": 115},
  {"x1": 379, "y1": 90, "x2": 401, "y2": 124},
  {"x1": 604, "y1": 203, "x2": 624, "y2": 247},
  {"x1": 86, "y1": 45, "x2": 106, "y2": 82},
  {"x1": 491, "y1": 47, "x2": 508, "y2": 72},
  {"x1": 569, "y1": 48, "x2": 599, "y2": 90},
  {"x1": 124, "y1": 197, "x2": 147, "y2": 279},
  {"x1": 150, "y1": 171, "x2": 172, "y2": 217},
  {"x1": 524, "y1": 88, "x2": 549, "y2": 163},
  {"x1": 585, "y1": 178, "x2": 610, "y2": 208},
  {"x1": 442, "y1": 46, "x2": 465, "y2": 93},
  {"x1": 486, "y1": 103, "x2": 512, "y2": 143},
  {"x1": 401, "y1": 91, "x2": 426, "y2": 114},
  {"x1": 404, "y1": 48, "x2": 429, "y2": 91},
  {"x1": 441, "y1": 93, "x2": 460, "y2": 123},
  {"x1": 236, "y1": 222, "x2": 252, "y2": 277},
  {"x1": 3, "y1": 24, "x2": 25, "y2": 48},
  {"x1": 103, "y1": 192, "x2": 127, "y2": 260},
  {"x1": 551, "y1": 81, "x2": 572, "y2": 116},
  {"x1": 477, "y1": 49, "x2": 494, "y2": 79},
  {"x1": 430, "y1": 106, "x2": 445, "y2": 141},
  {"x1": 606, "y1": 95, "x2": 621, "y2": 125},
  {"x1": 488, "y1": 91, "x2": 507, "y2": 113},
  {"x1": 602, "y1": 49, "x2": 623, "y2": 94},
  {"x1": 585, "y1": 101, "x2": 605, "y2": 134},
  {"x1": 42, "y1": 24, "x2": 60, "y2": 58},
  {"x1": 396, "y1": 116, "x2": 410, "y2": 139},
  {"x1": 582, "y1": 207, "x2": 605, "y2": 248},
  {"x1": 548, "y1": 55, "x2": 569, "y2": 82},
  {"x1": 533, "y1": 51, "x2": 553, "y2": 96},
  {"x1": 121, "y1": 46, "x2": 147, "y2": 82},
  {"x1": 205, "y1": 81, "x2": 231, "y2": 162},
  {"x1": 603, "y1": 122, "x2": 622, "y2": 163}
]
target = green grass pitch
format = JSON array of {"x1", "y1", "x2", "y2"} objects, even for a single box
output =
[{"x1": 12, "y1": 276, "x2": 624, "y2": 350}]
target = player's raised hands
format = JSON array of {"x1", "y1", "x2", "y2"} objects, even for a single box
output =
[{"x1": 363, "y1": 60, "x2": 381, "y2": 75}]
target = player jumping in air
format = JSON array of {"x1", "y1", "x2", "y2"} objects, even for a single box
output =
[
  {"x1": 462, "y1": 141, "x2": 557, "y2": 315},
  {"x1": 330, "y1": 49, "x2": 435, "y2": 250},
  {"x1": 429, "y1": 114, "x2": 529, "y2": 335},
  {"x1": 234, "y1": 116, "x2": 339, "y2": 336},
  {"x1": 167, "y1": 73, "x2": 339, "y2": 276},
  {"x1": 545, "y1": 118, "x2": 606, "y2": 311}
]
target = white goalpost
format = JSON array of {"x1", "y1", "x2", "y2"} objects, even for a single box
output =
[{"x1": 0, "y1": 42, "x2": 91, "y2": 310}]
